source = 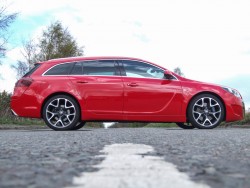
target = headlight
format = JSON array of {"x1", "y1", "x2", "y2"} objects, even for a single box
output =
[{"x1": 222, "y1": 87, "x2": 242, "y2": 98}]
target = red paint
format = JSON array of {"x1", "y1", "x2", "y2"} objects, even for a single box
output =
[{"x1": 11, "y1": 57, "x2": 245, "y2": 124}]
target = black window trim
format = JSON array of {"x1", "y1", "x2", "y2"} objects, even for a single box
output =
[
  {"x1": 23, "y1": 63, "x2": 41, "y2": 77},
  {"x1": 42, "y1": 58, "x2": 178, "y2": 80},
  {"x1": 78, "y1": 60, "x2": 121, "y2": 76},
  {"x1": 42, "y1": 62, "x2": 76, "y2": 76},
  {"x1": 118, "y1": 59, "x2": 178, "y2": 80}
]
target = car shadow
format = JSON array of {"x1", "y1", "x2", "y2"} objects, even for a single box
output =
[{"x1": 13, "y1": 129, "x2": 93, "y2": 132}]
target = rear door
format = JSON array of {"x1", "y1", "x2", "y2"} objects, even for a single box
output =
[{"x1": 69, "y1": 60, "x2": 124, "y2": 119}]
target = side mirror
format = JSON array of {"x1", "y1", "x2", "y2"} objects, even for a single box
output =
[
  {"x1": 164, "y1": 70, "x2": 172, "y2": 75},
  {"x1": 164, "y1": 70, "x2": 175, "y2": 80}
]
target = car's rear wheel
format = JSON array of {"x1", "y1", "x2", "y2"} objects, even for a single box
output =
[
  {"x1": 176, "y1": 123, "x2": 195, "y2": 129},
  {"x1": 43, "y1": 95, "x2": 80, "y2": 131},
  {"x1": 187, "y1": 94, "x2": 225, "y2": 129}
]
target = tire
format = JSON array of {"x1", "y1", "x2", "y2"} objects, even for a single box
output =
[
  {"x1": 176, "y1": 123, "x2": 195, "y2": 129},
  {"x1": 187, "y1": 94, "x2": 225, "y2": 129},
  {"x1": 72, "y1": 121, "x2": 86, "y2": 130},
  {"x1": 43, "y1": 95, "x2": 80, "y2": 131}
]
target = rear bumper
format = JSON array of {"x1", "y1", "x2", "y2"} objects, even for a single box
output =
[
  {"x1": 11, "y1": 109, "x2": 18, "y2": 116},
  {"x1": 11, "y1": 96, "x2": 41, "y2": 118}
]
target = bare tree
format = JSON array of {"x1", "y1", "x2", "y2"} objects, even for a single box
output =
[
  {"x1": 21, "y1": 39, "x2": 38, "y2": 69},
  {"x1": 173, "y1": 67, "x2": 184, "y2": 77},
  {"x1": 0, "y1": 2, "x2": 18, "y2": 61},
  {"x1": 11, "y1": 61, "x2": 29, "y2": 79}
]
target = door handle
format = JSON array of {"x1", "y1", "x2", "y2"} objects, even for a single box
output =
[
  {"x1": 76, "y1": 81, "x2": 88, "y2": 84},
  {"x1": 127, "y1": 83, "x2": 138, "y2": 87}
]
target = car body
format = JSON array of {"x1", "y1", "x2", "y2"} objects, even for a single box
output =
[{"x1": 11, "y1": 56, "x2": 245, "y2": 130}]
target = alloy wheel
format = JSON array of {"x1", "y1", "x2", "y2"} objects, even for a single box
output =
[
  {"x1": 45, "y1": 97, "x2": 77, "y2": 129},
  {"x1": 192, "y1": 97, "x2": 222, "y2": 128}
]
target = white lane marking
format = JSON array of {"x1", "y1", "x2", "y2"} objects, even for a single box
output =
[{"x1": 68, "y1": 143, "x2": 210, "y2": 188}]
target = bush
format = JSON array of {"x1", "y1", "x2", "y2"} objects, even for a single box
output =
[
  {"x1": 223, "y1": 112, "x2": 250, "y2": 126},
  {"x1": 0, "y1": 91, "x2": 45, "y2": 125},
  {"x1": 0, "y1": 91, "x2": 12, "y2": 118}
]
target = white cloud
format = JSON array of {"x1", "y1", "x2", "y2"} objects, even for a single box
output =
[
  {"x1": 3, "y1": 0, "x2": 250, "y2": 108},
  {"x1": 0, "y1": 64, "x2": 17, "y2": 93}
]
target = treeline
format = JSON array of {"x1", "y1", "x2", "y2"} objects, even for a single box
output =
[{"x1": 0, "y1": 91, "x2": 11, "y2": 119}]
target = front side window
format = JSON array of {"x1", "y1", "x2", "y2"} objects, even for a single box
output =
[
  {"x1": 82, "y1": 60, "x2": 119, "y2": 76},
  {"x1": 121, "y1": 60, "x2": 164, "y2": 79},
  {"x1": 44, "y1": 63, "x2": 74, "y2": 75}
]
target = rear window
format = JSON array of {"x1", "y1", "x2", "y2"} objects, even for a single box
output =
[
  {"x1": 23, "y1": 63, "x2": 41, "y2": 77},
  {"x1": 82, "y1": 60, "x2": 118, "y2": 76},
  {"x1": 70, "y1": 60, "x2": 120, "y2": 76},
  {"x1": 44, "y1": 63, "x2": 74, "y2": 75}
]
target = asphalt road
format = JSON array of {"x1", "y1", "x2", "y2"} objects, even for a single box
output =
[{"x1": 0, "y1": 128, "x2": 250, "y2": 188}]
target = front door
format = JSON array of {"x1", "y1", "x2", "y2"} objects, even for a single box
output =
[{"x1": 120, "y1": 60, "x2": 183, "y2": 121}]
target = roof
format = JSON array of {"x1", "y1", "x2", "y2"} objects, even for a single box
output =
[
  {"x1": 39, "y1": 56, "x2": 167, "y2": 70},
  {"x1": 46, "y1": 56, "x2": 146, "y2": 63}
]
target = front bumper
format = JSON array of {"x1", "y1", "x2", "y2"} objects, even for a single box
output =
[{"x1": 225, "y1": 97, "x2": 245, "y2": 122}]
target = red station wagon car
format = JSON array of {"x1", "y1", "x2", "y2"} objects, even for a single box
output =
[{"x1": 11, "y1": 57, "x2": 245, "y2": 130}]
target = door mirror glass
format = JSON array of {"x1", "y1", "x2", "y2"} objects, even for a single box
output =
[{"x1": 164, "y1": 70, "x2": 176, "y2": 80}]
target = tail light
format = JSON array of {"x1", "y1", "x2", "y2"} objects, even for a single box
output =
[{"x1": 15, "y1": 77, "x2": 33, "y2": 87}]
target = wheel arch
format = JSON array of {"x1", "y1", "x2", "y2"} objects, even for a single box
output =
[
  {"x1": 186, "y1": 91, "x2": 226, "y2": 122},
  {"x1": 41, "y1": 92, "x2": 82, "y2": 119}
]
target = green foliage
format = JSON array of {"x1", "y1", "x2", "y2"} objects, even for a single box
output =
[
  {"x1": 0, "y1": 90, "x2": 11, "y2": 118},
  {"x1": 222, "y1": 112, "x2": 250, "y2": 126},
  {"x1": 85, "y1": 122, "x2": 104, "y2": 128},
  {"x1": 0, "y1": 3, "x2": 18, "y2": 58},
  {"x1": 145, "y1": 123, "x2": 177, "y2": 128},
  {"x1": 110, "y1": 122, "x2": 149, "y2": 128},
  {"x1": 13, "y1": 21, "x2": 84, "y2": 78},
  {"x1": 37, "y1": 21, "x2": 83, "y2": 61}
]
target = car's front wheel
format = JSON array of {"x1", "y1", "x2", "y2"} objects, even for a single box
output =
[
  {"x1": 176, "y1": 123, "x2": 195, "y2": 129},
  {"x1": 187, "y1": 94, "x2": 225, "y2": 129},
  {"x1": 43, "y1": 95, "x2": 80, "y2": 131}
]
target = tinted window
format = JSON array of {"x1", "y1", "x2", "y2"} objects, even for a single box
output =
[
  {"x1": 44, "y1": 63, "x2": 74, "y2": 75},
  {"x1": 71, "y1": 62, "x2": 83, "y2": 75},
  {"x1": 82, "y1": 60, "x2": 119, "y2": 76},
  {"x1": 23, "y1": 63, "x2": 41, "y2": 77},
  {"x1": 122, "y1": 60, "x2": 164, "y2": 79}
]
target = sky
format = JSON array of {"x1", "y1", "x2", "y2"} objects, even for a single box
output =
[{"x1": 0, "y1": 0, "x2": 250, "y2": 109}]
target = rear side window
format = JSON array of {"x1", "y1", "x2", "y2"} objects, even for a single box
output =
[
  {"x1": 23, "y1": 63, "x2": 41, "y2": 77},
  {"x1": 44, "y1": 63, "x2": 74, "y2": 75},
  {"x1": 71, "y1": 62, "x2": 83, "y2": 75},
  {"x1": 70, "y1": 60, "x2": 120, "y2": 76},
  {"x1": 83, "y1": 60, "x2": 118, "y2": 76}
]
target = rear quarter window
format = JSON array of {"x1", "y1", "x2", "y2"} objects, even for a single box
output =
[
  {"x1": 23, "y1": 63, "x2": 41, "y2": 77},
  {"x1": 44, "y1": 63, "x2": 74, "y2": 75}
]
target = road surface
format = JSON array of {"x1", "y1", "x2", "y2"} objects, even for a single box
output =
[{"x1": 0, "y1": 128, "x2": 250, "y2": 188}]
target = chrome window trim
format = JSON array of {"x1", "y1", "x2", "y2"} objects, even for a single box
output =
[
  {"x1": 42, "y1": 58, "x2": 179, "y2": 81},
  {"x1": 42, "y1": 62, "x2": 75, "y2": 76},
  {"x1": 42, "y1": 74, "x2": 179, "y2": 81}
]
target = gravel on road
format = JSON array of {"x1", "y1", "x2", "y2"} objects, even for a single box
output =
[{"x1": 0, "y1": 128, "x2": 250, "y2": 188}]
